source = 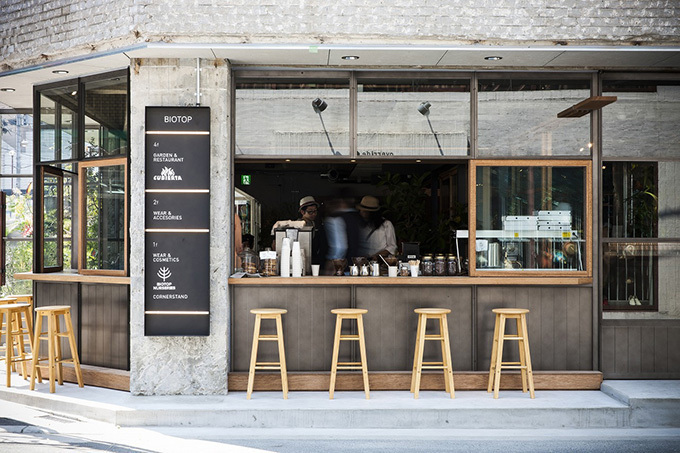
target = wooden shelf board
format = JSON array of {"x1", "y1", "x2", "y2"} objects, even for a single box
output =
[
  {"x1": 14, "y1": 271, "x2": 130, "y2": 285},
  {"x1": 557, "y1": 96, "x2": 617, "y2": 118}
]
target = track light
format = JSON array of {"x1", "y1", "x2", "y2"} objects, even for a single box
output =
[{"x1": 417, "y1": 101, "x2": 443, "y2": 156}]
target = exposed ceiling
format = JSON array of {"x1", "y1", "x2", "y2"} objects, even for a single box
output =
[{"x1": 1, "y1": 43, "x2": 679, "y2": 109}]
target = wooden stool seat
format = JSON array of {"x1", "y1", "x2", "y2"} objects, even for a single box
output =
[
  {"x1": 247, "y1": 308, "x2": 288, "y2": 399},
  {"x1": 411, "y1": 308, "x2": 455, "y2": 399},
  {"x1": 1, "y1": 303, "x2": 38, "y2": 386},
  {"x1": 329, "y1": 308, "x2": 369, "y2": 399},
  {"x1": 331, "y1": 308, "x2": 368, "y2": 315},
  {"x1": 488, "y1": 307, "x2": 535, "y2": 399},
  {"x1": 30, "y1": 306, "x2": 83, "y2": 393}
]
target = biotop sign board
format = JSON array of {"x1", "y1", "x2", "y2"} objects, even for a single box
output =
[{"x1": 144, "y1": 107, "x2": 210, "y2": 336}]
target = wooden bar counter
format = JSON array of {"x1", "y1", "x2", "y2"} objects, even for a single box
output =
[{"x1": 229, "y1": 275, "x2": 598, "y2": 391}]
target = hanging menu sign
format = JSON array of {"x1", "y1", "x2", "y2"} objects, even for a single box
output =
[{"x1": 144, "y1": 106, "x2": 210, "y2": 336}]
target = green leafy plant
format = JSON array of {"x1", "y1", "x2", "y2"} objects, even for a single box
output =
[
  {"x1": 2, "y1": 189, "x2": 33, "y2": 296},
  {"x1": 378, "y1": 172, "x2": 467, "y2": 254}
]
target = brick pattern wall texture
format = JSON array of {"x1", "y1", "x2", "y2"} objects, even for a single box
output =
[{"x1": 2, "y1": 0, "x2": 680, "y2": 71}]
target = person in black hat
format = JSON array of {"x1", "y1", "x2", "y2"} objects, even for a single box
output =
[
  {"x1": 357, "y1": 195, "x2": 397, "y2": 259},
  {"x1": 297, "y1": 196, "x2": 328, "y2": 267}
]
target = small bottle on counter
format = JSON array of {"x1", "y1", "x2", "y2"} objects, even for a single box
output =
[
  {"x1": 434, "y1": 254, "x2": 446, "y2": 276},
  {"x1": 421, "y1": 255, "x2": 434, "y2": 276},
  {"x1": 446, "y1": 254, "x2": 458, "y2": 276}
]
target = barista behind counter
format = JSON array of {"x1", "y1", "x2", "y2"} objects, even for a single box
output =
[
  {"x1": 297, "y1": 196, "x2": 328, "y2": 266},
  {"x1": 270, "y1": 196, "x2": 328, "y2": 274}
]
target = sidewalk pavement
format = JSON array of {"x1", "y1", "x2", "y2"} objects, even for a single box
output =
[{"x1": 0, "y1": 373, "x2": 678, "y2": 430}]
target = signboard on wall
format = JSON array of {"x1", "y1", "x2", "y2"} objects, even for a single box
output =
[{"x1": 144, "y1": 106, "x2": 210, "y2": 336}]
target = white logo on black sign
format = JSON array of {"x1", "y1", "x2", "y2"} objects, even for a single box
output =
[
  {"x1": 157, "y1": 267, "x2": 171, "y2": 281},
  {"x1": 153, "y1": 166, "x2": 183, "y2": 181}
]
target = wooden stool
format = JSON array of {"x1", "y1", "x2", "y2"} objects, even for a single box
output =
[
  {"x1": 0, "y1": 297, "x2": 18, "y2": 373},
  {"x1": 30, "y1": 306, "x2": 83, "y2": 393},
  {"x1": 246, "y1": 308, "x2": 288, "y2": 400},
  {"x1": 487, "y1": 308, "x2": 535, "y2": 399},
  {"x1": 410, "y1": 308, "x2": 455, "y2": 399},
  {"x1": 329, "y1": 308, "x2": 369, "y2": 400},
  {"x1": 0, "y1": 303, "x2": 36, "y2": 387}
]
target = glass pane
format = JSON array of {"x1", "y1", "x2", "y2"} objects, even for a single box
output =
[
  {"x1": 84, "y1": 164, "x2": 125, "y2": 270},
  {"x1": 0, "y1": 113, "x2": 33, "y2": 192},
  {"x1": 603, "y1": 242, "x2": 680, "y2": 314},
  {"x1": 236, "y1": 80, "x2": 350, "y2": 156},
  {"x1": 478, "y1": 78, "x2": 591, "y2": 157},
  {"x1": 5, "y1": 180, "x2": 33, "y2": 239},
  {"x1": 39, "y1": 85, "x2": 78, "y2": 161},
  {"x1": 603, "y1": 162, "x2": 659, "y2": 238},
  {"x1": 357, "y1": 79, "x2": 470, "y2": 156},
  {"x1": 603, "y1": 79, "x2": 680, "y2": 158},
  {"x1": 42, "y1": 173, "x2": 60, "y2": 268},
  {"x1": 2, "y1": 240, "x2": 33, "y2": 296},
  {"x1": 63, "y1": 174, "x2": 74, "y2": 269},
  {"x1": 476, "y1": 165, "x2": 586, "y2": 271},
  {"x1": 84, "y1": 76, "x2": 128, "y2": 157}
]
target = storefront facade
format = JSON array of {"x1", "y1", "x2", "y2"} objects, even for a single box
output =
[{"x1": 1, "y1": 2, "x2": 679, "y2": 395}]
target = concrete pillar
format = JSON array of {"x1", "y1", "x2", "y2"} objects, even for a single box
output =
[{"x1": 129, "y1": 58, "x2": 232, "y2": 395}]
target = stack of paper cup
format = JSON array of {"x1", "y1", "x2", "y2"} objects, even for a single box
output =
[
  {"x1": 291, "y1": 241, "x2": 302, "y2": 277},
  {"x1": 280, "y1": 238, "x2": 291, "y2": 278}
]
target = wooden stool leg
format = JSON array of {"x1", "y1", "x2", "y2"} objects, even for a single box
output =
[
  {"x1": 440, "y1": 315, "x2": 455, "y2": 399},
  {"x1": 492, "y1": 314, "x2": 506, "y2": 399},
  {"x1": 520, "y1": 314, "x2": 535, "y2": 398},
  {"x1": 410, "y1": 313, "x2": 424, "y2": 394},
  {"x1": 15, "y1": 311, "x2": 28, "y2": 380},
  {"x1": 275, "y1": 314, "x2": 288, "y2": 400},
  {"x1": 47, "y1": 313, "x2": 56, "y2": 393},
  {"x1": 30, "y1": 314, "x2": 43, "y2": 390},
  {"x1": 329, "y1": 314, "x2": 343, "y2": 400},
  {"x1": 246, "y1": 314, "x2": 262, "y2": 400},
  {"x1": 25, "y1": 309, "x2": 41, "y2": 384},
  {"x1": 53, "y1": 314, "x2": 64, "y2": 386},
  {"x1": 3, "y1": 312, "x2": 11, "y2": 387},
  {"x1": 487, "y1": 313, "x2": 501, "y2": 393},
  {"x1": 64, "y1": 311, "x2": 83, "y2": 388},
  {"x1": 413, "y1": 314, "x2": 427, "y2": 399},
  {"x1": 515, "y1": 316, "x2": 528, "y2": 393},
  {"x1": 356, "y1": 314, "x2": 370, "y2": 400}
]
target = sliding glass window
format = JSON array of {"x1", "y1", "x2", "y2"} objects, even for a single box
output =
[
  {"x1": 357, "y1": 77, "x2": 470, "y2": 157},
  {"x1": 471, "y1": 160, "x2": 592, "y2": 276},
  {"x1": 478, "y1": 76, "x2": 591, "y2": 157},
  {"x1": 235, "y1": 76, "x2": 350, "y2": 157}
]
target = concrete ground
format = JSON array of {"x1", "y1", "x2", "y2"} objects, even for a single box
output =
[{"x1": 0, "y1": 374, "x2": 679, "y2": 452}]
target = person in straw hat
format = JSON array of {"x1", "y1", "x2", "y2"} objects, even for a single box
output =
[
  {"x1": 356, "y1": 195, "x2": 397, "y2": 259},
  {"x1": 297, "y1": 196, "x2": 328, "y2": 267}
]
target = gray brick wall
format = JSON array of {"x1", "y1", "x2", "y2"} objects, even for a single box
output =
[{"x1": 2, "y1": 1, "x2": 679, "y2": 71}]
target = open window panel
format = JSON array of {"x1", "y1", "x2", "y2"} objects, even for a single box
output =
[
  {"x1": 469, "y1": 160, "x2": 592, "y2": 277},
  {"x1": 77, "y1": 157, "x2": 128, "y2": 276},
  {"x1": 38, "y1": 165, "x2": 64, "y2": 272}
]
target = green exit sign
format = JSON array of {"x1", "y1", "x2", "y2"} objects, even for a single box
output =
[{"x1": 241, "y1": 174, "x2": 251, "y2": 185}]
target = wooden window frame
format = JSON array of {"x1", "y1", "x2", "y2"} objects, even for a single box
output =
[
  {"x1": 469, "y1": 159, "x2": 593, "y2": 278},
  {"x1": 37, "y1": 165, "x2": 64, "y2": 273},
  {"x1": 77, "y1": 157, "x2": 128, "y2": 276}
]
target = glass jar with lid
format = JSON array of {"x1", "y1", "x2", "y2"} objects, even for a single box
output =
[
  {"x1": 446, "y1": 254, "x2": 458, "y2": 276},
  {"x1": 434, "y1": 254, "x2": 446, "y2": 276},
  {"x1": 239, "y1": 247, "x2": 259, "y2": 274},
  {"x1": 421, "y1": 255, "x2": 434, "y2": 276}
]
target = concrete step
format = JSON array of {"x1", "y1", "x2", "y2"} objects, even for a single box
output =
[{"x1": 0, "y1": 374, "x2": 638, "y2": 430}]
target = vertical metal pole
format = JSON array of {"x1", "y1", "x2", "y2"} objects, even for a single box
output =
[{"x1": 196, "y1": 58, "x2": 201, "y2": 106}]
